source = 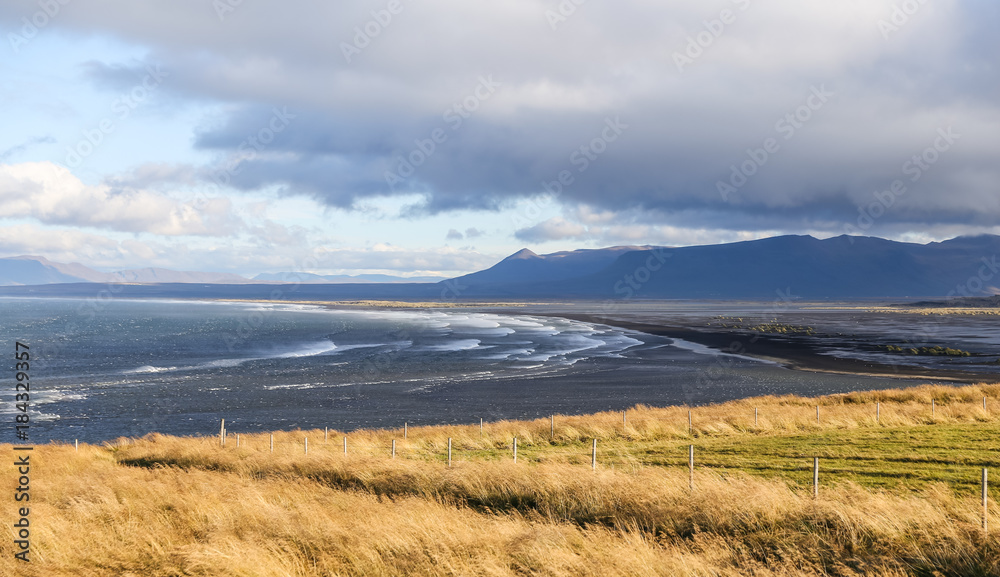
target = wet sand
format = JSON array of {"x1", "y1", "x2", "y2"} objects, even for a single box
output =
[{"x1": 542, "y1": 312, "x2": 991, "y2": 384}]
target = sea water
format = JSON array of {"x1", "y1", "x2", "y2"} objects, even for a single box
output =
[{"x1": 0, "y1": 297, "x2": 942, "y2": 442}]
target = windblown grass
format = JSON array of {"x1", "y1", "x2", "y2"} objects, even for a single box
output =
[{"x1": 2, "y1": 383, "x2": 999, "y2": 576}]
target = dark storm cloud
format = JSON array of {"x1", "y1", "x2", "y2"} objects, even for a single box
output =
[{"x1": 3, "y1": 0, "x2": 997, "y2": 236}]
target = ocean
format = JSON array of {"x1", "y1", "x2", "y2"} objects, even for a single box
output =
[{"x1": 1, "y1": 297, "x2": 950, "y2": 443}]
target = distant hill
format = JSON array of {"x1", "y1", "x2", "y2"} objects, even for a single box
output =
[
  {"x1": 0, "y1": 256, "x2": 249, "y2": 286},
  {"x1": 444, "y1": 234, "x2": 1000, "y2": 299},
  {"x1": 252, "y1": 272, "x2": 446, "y2": 284},
  {"x1": 451, "y1": 246, "x2": 650, "y2": 287},
  {"x1": 3, "y1": 234, "x2": 1000, "y2": 299},
  {"x1": 906, "y1": 295, "x2": 1000, "y2": 308}
]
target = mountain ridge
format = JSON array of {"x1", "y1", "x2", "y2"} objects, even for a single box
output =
[{"x1": 2, "y1": 234, "x2": 999, "y2": 299}]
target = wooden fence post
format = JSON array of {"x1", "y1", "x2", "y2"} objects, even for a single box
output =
[
  {"x1": 813, "y1": 457, "x2": 819, "y2": 499},
  {"x1": 592, "y1": 438, "x2": 597, "y2": 470},
  {"x1": 220, "y1": 418, "x2": 225, "y2": 446},
  {"x1": 816, "y1": 406, "x2": 819, "y2": 424},
  {"x1": 550, "y1": 415, "x2": 554, "y2": 439},
  {"x1": 932, "y1": 398, "x2": 935, "y2": 417},
  {"x1": 513, "y1": 437, "x2": 518, "y2": 463},
  {"x1": 325, "y1": 427, "x2": 328, "y2": 443},
  {"x1": 984, "y1": 468, "x2": 989, "y2": 534},
  {"x1": 404, "y1": 422, "x2": 408, "y2": 440},
  {"x1": 343, "y1": 436, "x2": 347, "y2": 455},
  {"x1": 448, "y1": 437, "x2": 452, "y2": 467},
  {"x1": 754, "y1": 407, "x2": 758, "y2": 427},
  {"x1": 75, "y1": 439, "x2": 78, "y2": 452},
  {"x1": 392, "y1": 439, "x2": 396, "y2": 459},
  {"x1": 304, "y1": 437, "x2": 308, "y2": 454},
  {"x1": 689, "y1": 444, "x2": 694, "y2": 491}
]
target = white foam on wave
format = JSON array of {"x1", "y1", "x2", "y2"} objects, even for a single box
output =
[
  {"x1": 124, "y1": 365, "x2": 178, "y2": 374},
  {"x1": 419, "y1": 339, "x2": 482, "y2": 352},
  {"x1": 277, "y1": 340, "x2": 338, "y2": 358},
  {"x1": 199, "y1": 358, "x2": 255, "y2": 369},
  {"x1": 669, "y1": 338, "x2": 782, "y2": 366}
]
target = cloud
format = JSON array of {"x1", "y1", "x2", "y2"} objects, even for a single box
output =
[
  {"x1": 515, "y1": 217, "x2": 588, "y2": 242},
  {"x1": 0, "y1": 162, "x2": 241, "y2": 235},
  {"x1": 446, "y1": 228, "x2": 464, "y2": 240},
  {"x1": 1, "y1": 0, "x2": 997, "y2": 238},
  {"x1": 464, "y1": 227, "x2": 484, "y2": 238},
  {"x1": 0, "y1": 136, "x2": 56, "y2": 162}
]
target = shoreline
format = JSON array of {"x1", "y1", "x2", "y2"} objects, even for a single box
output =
[{"x1": 536, "y1": 312, "x2": 991, "y2": 384}]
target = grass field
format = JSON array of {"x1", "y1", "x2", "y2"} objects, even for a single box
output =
[{"x1": 3, "y1": 383, "x2": 1000, "y2": 576}]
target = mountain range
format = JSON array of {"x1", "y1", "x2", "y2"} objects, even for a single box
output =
[
  {"x1": 1, "y1": 234, "x2": 999, "y2": 299},
  {"x1": 0, "y1": 256, "x2": 444, "y2": 286}
]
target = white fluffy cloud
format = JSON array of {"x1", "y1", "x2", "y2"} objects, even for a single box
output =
[{"x1": 0, "y1": 162, "x2": 240, "y2": 235}]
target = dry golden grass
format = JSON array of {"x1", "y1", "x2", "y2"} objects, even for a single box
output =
[{"x1": 3, "y1": 383, "x2": 1000, "y2": 576}]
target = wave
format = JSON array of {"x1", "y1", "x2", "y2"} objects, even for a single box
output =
[
  {"x1": 419, "y1": 339, "x2": 482, "y2": 352},
  {"x1": 124, "y1": 365, "x2": 178, "y2": 374},
  {"x1": 669, "y1": 338, "x2": 781, "y2": 366},
  {"x1": 277, "y1": 340, "x2": 338, "y2": 358}
]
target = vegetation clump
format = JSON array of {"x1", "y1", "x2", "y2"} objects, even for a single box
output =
[{"x1": 884, "y1": 344, "x2": 972, "y2": 356}]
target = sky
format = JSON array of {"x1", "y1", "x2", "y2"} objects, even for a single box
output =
[{"x1": 0, "y1": 0, "x2": 997, "y2": 278}]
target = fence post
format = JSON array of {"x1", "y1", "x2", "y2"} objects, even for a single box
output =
[
  {"x1": 932, "y1": 398, "x2": 935, "y2": 417},
  {"x1": 325, "y1": 427, "x2": 328, "y2": 443},
  {"x1": 237, "y1": 434, "x2": 240, "y2": 448},
  {"x1": 404, "y1": 422, "x2": 408, "y2": 440},
  {"x1": 343, "y1": 436, "x2": 347, "y2": 456},
  {"x1": 689, "y1": 444, "x2": 694, "y2": 491},
  {"x1": 513, "y1": 437, "x2": 517, "y2": 463},
  {"x1": 550, "y1": 415, "x2": 554, "y2": 439},
  {"x1": 304, "y1": 437, "x2": 308, "y2": 454},
  {"x1": 480, "y1": 418, "x2": 483, "y2": 437},
  {"x1": 392, "y1": 439, "x2": 396, "y2": 459},
  {"x1": 448, "y1": 437, "x2": 452, "y2": 467},
  {"x1": 592, "y1": 438, "x2": 597, "y2": 470},
  {"x1": 75, "y1": 439, "x2": 78, "y2": 452},
  {"x1": 754, "y1": 407, "x2": 758, "y2": 427},
  {"x1": 813, "y1": 457, "x2": 819, "y2": 499},
  {"x1": 623, "y1": 410, "x2": 627, "y2": 433},
  {"x1": 220, "y1": 418, "x2": 225, "y2": 446},
  {"x1": 984, "y1": 468, "x2": 989, "y2": 534},
  {"x1": 816, "y1": 406, "x2": 819, "y2": 424}
]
